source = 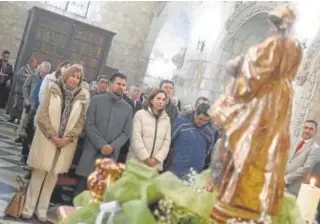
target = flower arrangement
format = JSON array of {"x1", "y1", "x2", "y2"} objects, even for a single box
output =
[{"x1": 58, "y1": 159, "x2": 302, "y2": 224}]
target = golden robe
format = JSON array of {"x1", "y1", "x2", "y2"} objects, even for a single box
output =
[{"x1": 211, "y1": 34, "x2": 303, "y2": 222}]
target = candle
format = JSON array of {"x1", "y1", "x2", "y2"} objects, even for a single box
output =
[{"x1": 297, "y1": 183, "x2": 320, "y2": 224}]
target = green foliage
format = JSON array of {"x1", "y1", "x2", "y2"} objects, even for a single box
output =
[
  {"x1": 73, "y1": 190, "x2": 93, "y2": 207},
  {"x1": 58, "y1": 160, "x2": 302, "y2": 224},
  {"x1": 58, "y1": 202, "x2": 100, "y2": 224}
]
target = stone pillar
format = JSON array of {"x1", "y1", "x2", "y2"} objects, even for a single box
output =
[{"x1": 291, "y1": 39, "x2": 320, "y2": 144}]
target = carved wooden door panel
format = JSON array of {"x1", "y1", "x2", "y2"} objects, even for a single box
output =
[
  {"x1": 32, "y1": 11, "x2": 73, "y2": 70},
  {"x1": 15, "y1": 6, "x2": 115, "y2": 82},
  {"x1": 70, "y1": 25, "x2": 107, "y2": 81}
]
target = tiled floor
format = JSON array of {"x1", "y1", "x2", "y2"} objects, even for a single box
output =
[{"x1": 0, "y1": 109, "x2": 58, "y2": 224}]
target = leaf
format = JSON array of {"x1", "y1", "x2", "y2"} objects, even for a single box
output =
[
  {"x1": 58, "y1": 202, "x2": 100, "y2": 224},
  {"x1": 125, "y1": 159, "x2": 159, "y2": 180},
  {"x1": 104, "y1": 172, "x2": 142, "y2": 203},
  {"x1": 122, "y1": 200, "x2": 157, "y2": 224},
  {"x1": 73, "y1": 190, "x2": 94, "y2": 207},
  {"x1": 152, "y1": 172, "x2": 215, "y2": 219}
]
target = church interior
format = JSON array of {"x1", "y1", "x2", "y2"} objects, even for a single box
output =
[{"x1": 0, "y1": 1, "x2": 320, "y2": 223}]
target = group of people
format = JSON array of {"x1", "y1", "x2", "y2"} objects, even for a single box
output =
[
  {"x1": 1, "y1": 7, "x2": 320, "y2": 220},
  {"x1": 0, "y1": 50, "x2": 221, "y2": 222}
]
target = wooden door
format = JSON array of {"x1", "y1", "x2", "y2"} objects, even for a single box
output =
[{"x1": 15, "y1": 6, "x2": 115, "y2": 82}]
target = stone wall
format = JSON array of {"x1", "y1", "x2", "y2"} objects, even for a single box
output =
[
  {"x1": 0, "y1": 1, "x2": 33, "y2": 63},
  {"x1": 207, "y1": 13, "x2": 270, "y2": 102},
  {"x1": 98, "y1": 1, "x2": 156, "y2": 84},
  {"x1": 0, "y1": 1, "x2": 155, "y2": 84},
  {"x1": 291, "y1": 31, "x2": 320, "y2": 144}
]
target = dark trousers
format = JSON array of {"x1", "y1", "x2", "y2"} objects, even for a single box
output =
[
  {"x1": 74, "y1": 176, "x2": 88, "y2": 197},
  {"x1": 0, "y1": 85, "x2": 10, "y2": 109},
  {"x1": 117, "y1": 140, "x2": 130, "y2": 164},
  {"x1": 21, "y1": 110, "x2": 36, "y2": 159}
]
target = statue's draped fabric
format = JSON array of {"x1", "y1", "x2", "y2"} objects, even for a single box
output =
[{"x1": 211, "y1": 34, "x2": 303, "y2": 221}]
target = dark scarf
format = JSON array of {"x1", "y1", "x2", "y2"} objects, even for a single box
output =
[{"x1": 58, "y1": 82, "x2": 80, "y2": 137}]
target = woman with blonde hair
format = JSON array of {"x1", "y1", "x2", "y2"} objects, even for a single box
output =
[
  {"x1": 127, "y1": 88, "x2": 171, "y2": 171},
  {"x1": 22, "y1": 65, "x2": 87, "y2": 222}
]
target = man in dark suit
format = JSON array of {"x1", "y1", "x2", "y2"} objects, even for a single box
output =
[
  {"x1": 75, "y1": 73, "x2": 132, "y2": 195},
  {"x1": 160, "y1": 80, "x2": 178, "y2": 124},
  {"x1": 0, "y1": 50, "x2": 13, "y2": 109},
  {"x1": 129, "y1": 85, "x2": 142, "y2": 115},
  {"x1": 90, "y1": 75, "x2": 109, "y2": 97}
]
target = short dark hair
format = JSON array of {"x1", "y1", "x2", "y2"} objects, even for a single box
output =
[
  {"x1": 109, "y1": 72, "x2": 127, "y2": 83},
  {"x1": 195, "y1": 96, "x2": 209, "y2": 106},
  {"x1": 305, "y1": 120, "x2": 318, "y2": 130},
  {"x1": 60, "y1": 60, "x2": 72, "y2": 68},
  {"x1": 28, "y1": 56, "x2": 37, "y2": 63},
  {"x1": 55, "y1": 60, "x2": 72, "y2": 78},
  {"x1": 2, "y1": 50, "x2": 10, "y2": 55},
  {"x1": 97, "y1": 75, "x2": 108, "y2": 81},
  {"x1": 195, "y1": 103, "x2": 210, "y2": 117},
  {"x1": 159, "y1": 79, "x2": 174, "y2": 88}
]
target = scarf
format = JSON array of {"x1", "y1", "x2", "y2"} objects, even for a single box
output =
[{"x1": 59, "y1": 83, "x2": 78, "y2": 137}]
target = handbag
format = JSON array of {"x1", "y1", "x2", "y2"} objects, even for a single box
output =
[{"x1": 5, "y1": 176, "x2": 28, "y2": 218}]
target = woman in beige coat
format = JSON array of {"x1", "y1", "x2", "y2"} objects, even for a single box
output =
[
  {"x1": 127, "y1": 89, "x2": 171, "y2": 171},
  {"x1": 22, "y1": 65, "x2": 87, "y2": 222}
]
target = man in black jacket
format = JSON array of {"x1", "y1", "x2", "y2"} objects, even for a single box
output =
[
  {"x1": 129, "y1": 85, "x2": 142, "y2": 115},
  {"x1": 0, "y1": 50, "x2": 13, "y2": 109},
  {"x1": 90, "y1": 75, "x2": 109, "y2": 97},
  {"x1": 160, "y1": 80, "x2": 178, "y2": 124}
]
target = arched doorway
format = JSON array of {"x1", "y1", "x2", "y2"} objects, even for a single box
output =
[
  {"x1": 206, "y1": 2, "x2": 280, "y2": 102},
  {"x1": 219, "y1": 12, "x2": 270, "y2": 83},
  {"x1": 144, "y1": 12, "x2": 190, "y2": 86}
]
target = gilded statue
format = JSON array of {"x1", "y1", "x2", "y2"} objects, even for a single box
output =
[
  {"x1": 210, "y1": 5, "x2": 303, "y2": 222},
  {"x1": 87, "y1": 158, "x2": 125, "y2": 201}
]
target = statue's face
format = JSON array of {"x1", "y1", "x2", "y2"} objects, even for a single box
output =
[
  {"x1": 268, "y1": 22, "x2": 278, "y2": 35},
  {"x1": 302, "y1": 122, "x2": 317, "y2": 140}
]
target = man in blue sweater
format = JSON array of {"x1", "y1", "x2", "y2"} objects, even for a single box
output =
[{"x1": 169, "y1": 103, "x2": 219, "y2": 178}]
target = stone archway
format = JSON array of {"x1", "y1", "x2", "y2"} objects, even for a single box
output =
[
  {"x1": 206, "y1": 1, "x2": 282, "y2": 102},
  {"x1": 136, "y1": 1, "x2": 194, "y2": 85},
  {"x1": 143, "y1": 11, "x2": 190, "y2": 86},
  {"x1": 291, "y1": 33, "x2": 320, "y2": 142}
]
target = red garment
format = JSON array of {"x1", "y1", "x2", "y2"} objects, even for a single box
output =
[{"x1": 295, "y1": 140, "x2": 305, "y2": 154}]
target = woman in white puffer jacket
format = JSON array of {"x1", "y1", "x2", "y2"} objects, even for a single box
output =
[{"x1": 127, "y1": 89, "x2": 171, "y2": 171}]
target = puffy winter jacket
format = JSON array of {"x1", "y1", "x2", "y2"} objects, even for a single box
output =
[
  {"x1": 169, "y1": 112, "x2": 218, "y2": 178},
  {"x1": 127, "y1": 107, "x2": 171, "y2": 171}
]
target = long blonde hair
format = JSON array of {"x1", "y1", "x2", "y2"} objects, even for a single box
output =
[{"x1": 60, "y1": 64, "x2": 84, "y2": 87}]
